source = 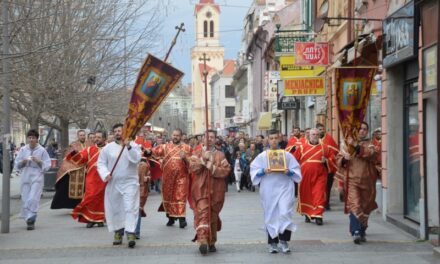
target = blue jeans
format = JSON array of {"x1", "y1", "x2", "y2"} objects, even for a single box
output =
[
  {"x1": 349, "y1": 213, "x2": 366, "y2": 236},
  {"x1": 135, "y1": 215, "x2": 141, "y2": 237}
]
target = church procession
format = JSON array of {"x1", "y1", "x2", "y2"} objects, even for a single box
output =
[{"x1": 0, "y1": 1, "x2": 439, "y2": 263}]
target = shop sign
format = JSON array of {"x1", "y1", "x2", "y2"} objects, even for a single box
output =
[
  {"x1": 233, "y1": 116, "x2": 245, "y2": 124},
  {"x1": 277, "y1": 97, "x2": 298, "y2": 110},
  {"x1": 264, "y1": 71, "x2": 279, "y2": 100},
  {"x1": 283, "y1": 77, "x2": 326, "y2": 96},
  {"x1": 280, "y1": 56, "x2": 325, "y2": 79},
  {"x1": 383, "y1": 1, "x2": 417, "y2": 68},
  {"x1": 423, "y1": 45, "x2": 437, "y2": 91},
  {"x1": 294, "y1": 42, "x2": 329, "y2": 66}
]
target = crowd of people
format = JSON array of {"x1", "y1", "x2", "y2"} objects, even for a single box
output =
[{"x1": 11, "y1": 121, "x2": 382, "y2": 255}]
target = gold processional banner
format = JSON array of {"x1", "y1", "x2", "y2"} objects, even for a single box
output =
[{"x1": 122, "y1": 54, "x2": 184, "y2": 139}]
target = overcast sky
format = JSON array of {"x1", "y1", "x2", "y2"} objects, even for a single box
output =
[{"x1": 159, "y1": 0, "x2": 253, "y2": 84}]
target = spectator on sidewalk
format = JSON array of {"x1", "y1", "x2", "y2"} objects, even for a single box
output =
[{"x1": 14, "y1": 129, "x2": 51, "y2": 230}]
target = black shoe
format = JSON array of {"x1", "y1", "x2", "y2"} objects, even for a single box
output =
[
  {"x1": 199, "y1": 244, "x2": 208, "y2": 255},
  {"x1": 325, "y1": 204, "x2": 331, "y2": 210},
  {"x1": 97, "y1": 222, "x2": 104, "y2": 227},
  {"x1": 26, "y1": 219, "x2": 35, "y2": 230},
  {"x1": 209, "y1": 245, "x2": 217, "y2": 252},
  {"x1": 166, "y1": 217, "x2": 175, "y2": 226},
  {"x1": 315, "y1": 218, "x2": 323, "y2": 225},
  {"x1": 26, "y1": 222, "x2": 35, "y2": 230},
  {"x1": 305, "y1": 216, "x2": 311, "y2": 223},
  {"x1": 353, "y1": 233, "x2": 361, "y2": 245},
  {"x1": 360, "y1": 236, "x2": 367, "y2": 242},
  {"x1": 179, "y1": 218, "x2": 187, "y2": 229},
  {"x1": 113, "y1": 231, "x2": 123, "y2": 245},
  {"x1": 127, "y1": 233, "x2": 136, "y2": 248},
  {"x1": 86, "y1": 222, "x2": 96, "y2": 228}
]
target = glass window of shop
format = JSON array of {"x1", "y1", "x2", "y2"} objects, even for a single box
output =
[{"x1": 404, "y1": 79, "x2": 421, "y2": 222}]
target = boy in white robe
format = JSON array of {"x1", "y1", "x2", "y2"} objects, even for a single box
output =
[
  {"x1": 14, "y1": 129, "x2": 51, "y2": 230},
  {"x1": 250, "y1": 129, "x2": 301, "y2": 254},
  {"x1": 97, "y1": 123, "x2": 141, "y2": 248}
]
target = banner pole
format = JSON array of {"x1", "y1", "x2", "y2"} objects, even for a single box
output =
[{"x1": 199, "y1": 53, "x2": 212, "y2": 243}]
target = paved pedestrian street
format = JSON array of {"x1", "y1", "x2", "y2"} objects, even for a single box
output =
[{"x1": 0, "y1": 189, "x2": 437, "y2": 264}]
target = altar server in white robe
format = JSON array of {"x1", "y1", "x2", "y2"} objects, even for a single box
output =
[
  {"x1": 97, "y1": 123, "x2": 141, "y2": 248},
  {"x1": 14, "y1": 129, "x2": 51, "y2": 230},
  {"x1": 250, "y1": 129, "x2": 301, "y2": 254}
]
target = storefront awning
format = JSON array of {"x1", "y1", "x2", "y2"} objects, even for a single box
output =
[{"x1": 257, "y1": 112, "x2": 272, "y2": 131}]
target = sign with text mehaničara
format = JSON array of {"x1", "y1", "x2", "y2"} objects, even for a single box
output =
[
  {"x1": 294, "y1": 42, "x2": 329, "y2": 66},
  {"x1": 283, "y1": 77, "x2": 325, "y2": 96}
]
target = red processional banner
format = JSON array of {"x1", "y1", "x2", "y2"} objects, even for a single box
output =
[
  {"x1": 122, "y1": 54, "x2": 184, "y2": 140},
  {"x1": 335, "y1": 67, "x2": 376, "y2": 143},
  {"x1": 294, "y1": 42, "x2": 329, "y2": 66}
]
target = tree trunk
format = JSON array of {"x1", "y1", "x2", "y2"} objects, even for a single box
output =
[
  {"x1": 29, "y1": 116, "x2": 39, "y2": 130},
  {"x1": 59, "y1": 117, "x2": 70, "y2": 156}
]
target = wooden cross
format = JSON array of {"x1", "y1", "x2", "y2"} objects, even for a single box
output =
[
  {"x1": 199, "y1": 53, "x2": 211, "y2": 146},
  {"x1": 199, "y1": 53, "x2": 211, "y2": 83},
  {"x1": 164, "y1": 23, "x2": 185, "y2": 62}
]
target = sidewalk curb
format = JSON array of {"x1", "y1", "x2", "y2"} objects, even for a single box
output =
[{"x1": 433, "y1": 247, "x2": 440, "y2": 257}]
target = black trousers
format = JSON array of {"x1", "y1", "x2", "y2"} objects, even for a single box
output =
[
  {"x1": 326, "y1": 173, "x2": 335, "y2": 207},
  {"x1": 268, "y1": 230, "x2": 292, "y2": 244}
]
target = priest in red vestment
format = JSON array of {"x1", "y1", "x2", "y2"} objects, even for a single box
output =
[
  {"x1": 67, "y1": 131, "x2": 106, "y2": 227},
  {"x1": 189, "y1": 130, "x2": 231, "y2": 255},
  {"x1": 150, "y1": 128, "x2": 192, "y2": 228},
  {"x1": 51, "y1": 130, "x2": 88, "y2": 209},
  {"x1": 294, "y1": 129, "x2": 334, "y2": 225}
]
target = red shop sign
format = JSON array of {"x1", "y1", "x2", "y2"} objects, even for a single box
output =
[{"x1": 294, "y1": 42, "x2": 329, "y2": 66}]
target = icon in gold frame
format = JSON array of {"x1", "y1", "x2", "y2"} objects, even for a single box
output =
[{"x1": 266, "y1": 149, "x2": 287, "y2": 171}]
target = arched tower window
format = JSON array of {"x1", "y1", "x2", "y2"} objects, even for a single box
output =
[
  {"x1": 210, "y1": 21, "x2": 214, "y2": 37},
  {"x1": 203, "y1": 21, "x2": 208, "y2": 37}
]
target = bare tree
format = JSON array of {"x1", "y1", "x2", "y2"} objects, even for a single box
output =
[{"x1": 2, "y1": 0, "x2": 169, "y2": 149}]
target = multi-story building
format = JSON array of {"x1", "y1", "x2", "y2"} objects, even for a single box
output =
[
  {"x1": 313, "y1": 0, "x2": 440, "y2": 244},
  {"x1": 210, "y1": 60, "x2": 236, "y2": 136},
  {"x1": 149, "y1": 83, "x2": 192, "y2": 135}
]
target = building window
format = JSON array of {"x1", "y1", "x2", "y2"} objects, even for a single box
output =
[
  {"x1": 203, "y1": 21, "x2": 208, "y2": 37},
  {"x1": 210, "y1": 21, "x2": 214, "y2": 37},
  {"x1": 225, "y1": 106, "x2": 235, "y2": 118},
  {"x1": 404, "y1": 79, "x2": 420, "y2": 222},
  {"x1": 225, "y1": 85, "x2": 234, "y2": 98}
]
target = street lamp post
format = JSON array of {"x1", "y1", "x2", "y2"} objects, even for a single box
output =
[{"x1": 1, "y1": 0, "x2": 11, "y2": 233}]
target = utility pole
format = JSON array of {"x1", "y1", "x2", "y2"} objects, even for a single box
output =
[
  {"x1": 1, "y1": 0, "x2": 11, "y2": 233},
  {"x1": 436, "y1": 0, "x2": 440, "y2": 249}
]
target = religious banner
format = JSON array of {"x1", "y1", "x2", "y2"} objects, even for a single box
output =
[
  {"x1": 283, "y1": 77, "x2": 325, "y2": 96},
  {"x1": 294, "y1": 42, "x2": 329, "y2": 66},
  {"x1": 336, "y1": 68, "x2": 376, "y2": 144},
  {"x1": 122, "y1": 54, "x2": 184, "y2": 139}
]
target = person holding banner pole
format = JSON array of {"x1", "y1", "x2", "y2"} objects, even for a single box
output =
[
  {"x1": 336, "y1": 122, "x2": 378, "y2": 244},
  {"x1": 189, "y1": 130, "x2": 230, "y2": 255},
  {"x1": 97, "y1": 123, "x2": 141, "y2": 248}
]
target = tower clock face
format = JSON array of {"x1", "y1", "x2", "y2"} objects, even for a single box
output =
[{"x1": 206, "y1": 11, "x2": 212, "y2": 18}]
